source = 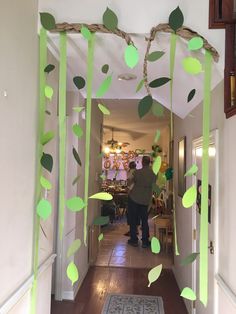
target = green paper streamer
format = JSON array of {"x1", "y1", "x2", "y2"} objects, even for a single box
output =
[
  {"x1": 199, "y1": 50, "x2": 212, "y2": 306},
  {"x1": 58, "y1": 32, "x2": 67, "y2": 239},
  {"x1": 84, "y1": 33, "x2": 95, "y2": 246}
]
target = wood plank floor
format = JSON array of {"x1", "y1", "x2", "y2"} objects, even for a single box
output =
[{"x1": 51, "y1": 266, "x2": 188, "y2": 314}]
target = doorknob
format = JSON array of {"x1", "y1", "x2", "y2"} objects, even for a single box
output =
[{"x1": 208, "y1": 241, "x2": 214, "y2": 254}]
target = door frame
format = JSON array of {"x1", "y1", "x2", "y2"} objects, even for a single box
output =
[{"x1": 191, "y1": 129, "x2": 219, "y2": 314}]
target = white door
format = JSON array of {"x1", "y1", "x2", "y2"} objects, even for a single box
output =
[{"x1": 192, "y1": 130, "x2": 219, "y2": 314}]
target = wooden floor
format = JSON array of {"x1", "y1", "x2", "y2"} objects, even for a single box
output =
[{"x1": 51, "y1": 266, "x2": 188, "y2": 314}]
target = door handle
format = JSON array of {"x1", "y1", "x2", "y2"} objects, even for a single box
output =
[{"x1": 208, "y1": 241, "x2": 214, "y2": 255}]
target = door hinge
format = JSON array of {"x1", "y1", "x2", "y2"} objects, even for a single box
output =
[{"x1": 193, "y1": 229, "x2": 197, "y2": 240}]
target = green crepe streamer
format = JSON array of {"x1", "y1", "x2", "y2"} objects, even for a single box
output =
[
  {"x1": 59, "y1": 32, "x2": 67, "y2": 239},
  {"x1": 84, "y1": 33, "x2": 95, "y2": 246},
  {"x1": 31, "y1": 28, "x2": 47, "y2": 314},
  {"x1": 199, "y1": 50, "x2": 212, "y2": 306},
  {"x1": 170, "y1": 33, "x2": 180, "y2": 256}
]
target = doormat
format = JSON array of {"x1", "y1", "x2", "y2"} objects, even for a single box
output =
[{"x1": 101, "y1": 293, "x2": 165, "y2": 314}]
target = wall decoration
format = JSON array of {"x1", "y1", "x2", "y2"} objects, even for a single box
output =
[
  {"x1": 197, "y1": 179, "x2": 212, "y2": 223},
  {"x1": 178, "y1": 136, "x2": 186, "y2": 197}
]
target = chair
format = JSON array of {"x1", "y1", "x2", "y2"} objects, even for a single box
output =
[{"x1": 153, "y1": 215, "x2": 173, "y2": 252}]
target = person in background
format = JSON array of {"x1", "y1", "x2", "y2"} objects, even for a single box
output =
[{"x1": 128, "y1": 156, "x2": 156, "y2": 248}]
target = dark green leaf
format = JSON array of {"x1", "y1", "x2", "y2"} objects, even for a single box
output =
[
  {"x1": 165, "y1": 168, "x2": 173, "y2": 180},
  {"x1": 181, "y1": 252, "x2": 199, "y2": 266},
  {"x1": 93, "y1": 216, "x2": 109, "y2": 226},
  {"x1": 39, "y1": 12, "x2": 56, "y2": 30},
  {"x1": 44, "y1": 64, "x2": 55, "y2": 74},
  {"x1": 103, "y1": 7, "x2": 118, "y2": 31},
  {"x1": 169, "y1": 6, "x2": 184, "y2": 32},
  {"x1": 147, "y1": 51, "x2": 165, "y2": 62},
  {"x1": 138, "y1": 95, "x2": 153, "y2": 118},
  {"x1": 149, "y1": 77, "x2": 171, "y2": 88},
  {"x1": 40, "y1": 153, "x2": 53, "y2": 173},
  {"x1": 45, "y1": 110, "x2": 51, "y2": 115},
  {"x1": 187, "y1": 89, "x2": 196, "y2": 103},
  {"x1": 73, "y1": 76, "x2": 86, "y2": 90},
  {"x1": 72, "y1": 175, "x2": 81, "y2": 186},
  {"x1": 101, "y1": 64, "x2": 109, "y2": 74},
  {"x1": 73, "y1": 147, "x2": 82, "y2": 166}
]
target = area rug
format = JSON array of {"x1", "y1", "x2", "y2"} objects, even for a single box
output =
[{"x1": 101, "y1": 293, "x2": 165, "y2": 314}]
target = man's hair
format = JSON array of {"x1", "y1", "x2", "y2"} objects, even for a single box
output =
[
  {"x1": 129, "y1": 161, "x2": 136, "y2": 169},
  {"x1": 142, "y1": 155, "x2": 151, "y2": 166}
]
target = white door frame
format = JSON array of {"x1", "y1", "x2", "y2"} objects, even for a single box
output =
[{"x1": 191, "y1": 129, "x2": 219, "y2": 314}]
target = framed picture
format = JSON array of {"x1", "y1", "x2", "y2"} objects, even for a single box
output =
[
  {"x1": 196, "y1": 179, "x2": 212, "y2": 224},
  {"x1": 178, "y1": 136, "x2": 186, "y2": 197}
]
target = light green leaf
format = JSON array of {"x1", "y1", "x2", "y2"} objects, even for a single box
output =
[
  {"x1": 40, "y1": 176, "x2": 52, "y2": 190},
  {"x1": 41, "y1": 131, "x2": 55, "y2": 145},
  {"x1": 103, "y1": 7, "x2": 118, "y2": 31},
  {"x1": 182, "y1": 185, "x2": 197, "y2": 208},
  {"x1": 154, "y1": 129, "x2": 161, "y2": 143},
  {"x1": 180, "y1": 287, "x2": 196, "y2": 301},
  {"x1": 138, "y1": 95, "x2": 153, "y2": 118},
  {"x1": 152, "y1": 156, "x2": 162, "y2": 175},
  {"x1": 100, "y1": 173, "x2": 106, "y2": 180},
  {"x1": 72, "y1": 175, "x2": 81, "y2": 186},
  {"x1": 98, "y1": 103, "x2": 110, "y2": 115},
  {"x1": 93, "y1": 216, "x2": 109, "y2": 226},
  {"x1": 152, "y1": 100, "x2": 164, "y2": 117},
  {"x1": 188, "y1": 37, "x2": 204, "y2": 51},
  {"x1": 151, "y1": 237, "x2": 161, "y2": 254},
  {"x1": 185, "y1": 164, "x2": 198, "y2": 177},
  {"x1": 72, "y1": 124, "x2": 83, "y2": 138},
  {"x1": 182, "y1": 57, "x2": 203, "y2": 75},
  {"x1": 148, "y1": 264, "x2": 163, "y2": 287},
  {"x1": 124, "y1": 45, "x2": 139, "y2": 69},
  {"x1": 37, "y1": 199, "x2": 52, "y2": 220},
  {"x1": 136, "y1": 79, "x2": 144, "y2": 93},
  {"x1": 67, "y1": 239, "x2": 82, "y2": 258},
  {"x1": 44, "y1": 85, "x2": 53, "y2": 100},
  {"x1": 169, "y1": 6, "x2": 184, "y2": 32},
  {"x1": 98, "y1": 233, "x2": 104, "y2": 242},
  {"x1": 66, "y1": 197, "x2": 85, "y2": 212},
  {"x1": 67, "y1": 262, "x2": 79, "y2": 286},
  {"x1": 96, "y1": 75, "x2": 112, "y2": 97},
  {"x1": 73, "y1": 106, "x2": 84, "y2": 113},
  {"x1": 181, "y1": 252, "x2": 199, "y2": 266},
  {"x1": 40, "y1": 12, "x2": 56, "y2": 30},
  {"x1": 147, "y1": 51, "x2": 165, "y2": 62},
  {"x1": 81, "y1": 25, "x2": 92, "y2": 40},
  {"x1": 89, "y1": 192, "x2": 113, "y2": 201}
]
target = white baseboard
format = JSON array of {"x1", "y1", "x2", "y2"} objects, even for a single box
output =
[{"x1": 215, "y1": 273, "x2": 236, "y2": 308}]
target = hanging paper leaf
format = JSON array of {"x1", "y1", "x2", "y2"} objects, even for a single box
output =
[
  {"x1": 40, "y1": 176, "x2": 52, "y2": 190},
  {"x1": 152, "y1": 100, "x2": 164, "y2": 117},
  {"x1": 41, "y1": 131, "x2": 55, "y2": 145},
  {"x1": 98, "y1": 152, "x2": 105, "y2": 159},
  {"x1": 72, "y1": 147, "x2": 82, "y2": 166},
  {"x1": 103, "y1": 7, "x2": 118, "y2": 31},
  {"x1": 151, "y1": 237, "x2": 161, "y2": 254},
  {"x1": 101, "y1": 64, "x2": 109, "y2": 74},
  {"x1": 41, "y1": 153, "x2": 53, "y2": 172},
  {"x1": 89, "y1": 192, "x2": 113, "y2": 201},
  {"x1": 73, "y1": 76, "x2": 86, "y2": 90},
  {"x1": 100, "y1": 173, "x2": 106, "y2": 180},
  {"x1": 67, "y1": 262, "x2": 79, "y2": 286},
  {"x1": 148, "y1": 264, "x2": 163, "y2": 287},
  {"x1": 44, "y1": 85, "x2": 54, "y2": 100},
  {"x1": 138, "y1": 95, "x2": 153, "y2": 118},
  {"x1": 149, "y1": 77, "x2": 171, "y2": 88},
  {"x1": 72, "y1": 124, "x2": 83, "y2": 138},
  {"x1": 124, "y1": 45, "x2": 139, "y2": 69},
  {"x1": 98, "y1": 103, "x2": 110, "y2": 115},
  {"x1": 45, "y1": 110, "x2": 51, "y2": 115},
  {"x1": 96, "y1": 75, "x2": 112, "y2": 97},
  {"x1": 181, "y1": 252, "x2": 199, "y2": 266},
  {"x1": 188, "y1": 37, "x2": 204, "y2": 51},
  {"x1": 157, "y1": 172, "x2": 167, "y2": 187},
  {"x1": 180, "y1": 287, "x2": 196, "y2": 301},
  {"x1": 147, "y1": 51, "x2": 165, "y2": 62},
  {"x1": 152, "y1": 183, "x2": 162, "y2": 196},
  {"x1": 73, "y1": 106, "x2": 84, "y2": 113},
  {"x1": 136, "y1": 79, "x2": 144, "y2": 93},
  {"x1": 169, "y1": 6, "x2": 184, "y2": 32},
  {"x1": 44, "y1": 64, "x2": 55, "y2": 74},
  {"x1": 67, "y1": 239, "x2": 82, "y2": 258},
  {"x1": 182, "y1": 57, "x2": 203, "y2": 75},
  {"x1": 81, "y1": 25, "x2": 92, "y2": 40},
  {"x1": 165, "y1": 168, "x2": 173, "y2": 180},
  {"x1": 154, "y1": 130, "x2": 161, "y2": 143},
  {"x1": 72, "y1": 175, "x2": 81, "y2": 186},
  {"x1": 37, "y1": 199, "x2": 52, "y2": 220},
  {"x1": 98, "y1": 233, "x2": 104, "y2": 242},
  {"x1": 185, "y1": 164, "x2": 198, "y2": 177},
  {"x1": 93, "y1": 216, "x2": 109, "y2": 226},
  {"x1": 152, "y1": 156, "x2": 162, "y2": 175},
  {"x1": 187, "y1": 89, "x2": 196, "y2": 103},
  {"x1": 39, "y1": 12, "x2": 56, "y2": 30},
  {"x1": 182, "y1": 185, "x2": 197, "y2": 208},
  {"x1": 66, "y1": 197, "x2": 85, "y2": 212}
]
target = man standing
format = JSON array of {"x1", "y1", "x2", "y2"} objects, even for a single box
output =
[{"x1": 128, "y1": 156, "x2": 156, "y2": 248}]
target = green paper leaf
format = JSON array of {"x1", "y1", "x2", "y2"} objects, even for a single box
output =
[
  {"x1": 152, "y1": 183, "x2": 162, "y2": 196},
  {"x1": 181, "y1": 287, "x2": 196, "y2": 301},
  {"x1": 41, "y1": 131, "x2": 55, "y2": 145},
  {"x1": 45, "y1": 110, "x2": 51, "y2": 115},
  {"x1": 89, "y1": 192, "x2": 113, "y2": 201},
  {"x1": 101, "y1": 64, "x2": 109, "y2": 74},
  {"x1": 40, "y1": 176, "x2": 52, "y2": 190},
  {"x1": 152, "y1": 156, "x2": 162, "y2": 175},
  {"x1": 151, "y1": 237, "x2": 161, "y2": 254},
  {"x1": 37, "y1": 199, "x2": 52, "y2": 220},
  {"x1": 81, "y1": 25, "x2": 92, "y2": 40},
  {"x1": 72, "y1": 147, "x2": 82, "y2": 166},
  {"x1": 41, "y1": 153, "x2": 53, "y2": 172},
  {"x1": 96, "y1": 75, "x2": 112, "y2": 97},
  {"x1": 152, "y1": 100, "x2": 164, "y2": 117},
  {"x1": 181, "y1": 252, "x2": 199, "y2": 266},
  {"x1": 44, "y1": 85, "x2": 53, "y2": 100},
  {"x1": 149, "y1": 77, "x2": 171, "y2": 88},
  {"x1": 185, "y1": 164, "x2": 198, "y2": 177},
  {"x1": 188, "y1": 37, "x2": 204, "y2": 51},
  {"x1": 169, "y1": 6, "x2": 184, "y2": 32},
  {"x1": 72, "y1": 175, "x2": 81, "y2": 186},
  {"x1": 44, "y1": 64, "x2": 55, "y2": 74},
  {"x1": 67, "y1": 239, "x2": 81, "y2": 258},
  {"x1": 93, "y1": 216, "x2": 109, "y2": 226},
  {"x1": 67, "y1": 262, "x2": 79, "y2": 286},
  {"x1": 100, "y1": 173, "x2": 106, "y2": 180},
  {"x1": 72, "y1": 124, "x2": 83, "y2": 138},
  {"x1": 148, "y1": 264, "x2": 163, "y2": 287},
  {"x1": 124, "y1": 45, "x2": 139, "y2": 69},
  {"x1": 165, "y1": 168, "x2": 173, "y2": 180},
  {"x1": 187, "y1": 89, "x2": 196, "y2": 103},
  {"x1": 154, "y1": 129, "x2": 161, "y2": 143},
  {"x1": 98, "y1": 103, "x2": 110, "y2": 115},
  {"x1": 157, "y1": 172, "x2": 167, "y2": 187},
  {"x1": 66, "y1": 197, "x2": 85, "y2": 212},
  {"x1": 73, "y1": 76, "x2": 86, "y2": 90},
  {"x1": 136, "y1": 79, "x2": 144, "y2": 93},
  {"x1": 98, "y1": 233, "x2": 104, "y2": 242},
  {"x1": 182, "y1": 57, "x2": 203, "y2": 75},
  {"x1": 103, "y1": 7, "x2": 118, "y2": 31},
  {"x1": 182, "y1": 185, "x2": 197, "y2": 208},
  {"x1": 147, "y1": 51, "x2": 165, "y2": 62},
  {"x1": 73, "y1": 106, "x2": 84, "y2": 113},
  {"x1": 39, "y1": 12, "x2": 56, "y2": 30},
  {"x1": 138, "y1": 95, "x2": 153, "y2": 118}
]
